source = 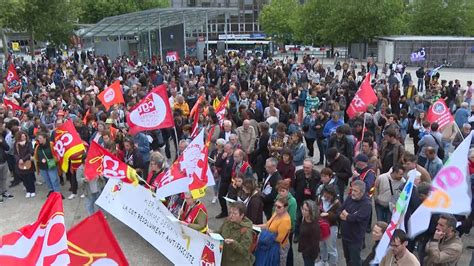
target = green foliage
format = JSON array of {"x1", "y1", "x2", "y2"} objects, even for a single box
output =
[
  {"x1": 0, "y1": 0, "x2": 78, "y2": 46},
  {"x1": 259, "y1": 0, "x2": 299, "y2": 43},
  {"x1": 76, "y1": 0, "x2": 169, "y2": 24},
  {"x1": 407, "y1": 0, "x2": 474, "y2": 35},
  {"x1": 292, "y1": 0, "x2": 406, "y2": 45},
  {"x1": 261, "y1": 0, "x2": 474, "y2": 46}
]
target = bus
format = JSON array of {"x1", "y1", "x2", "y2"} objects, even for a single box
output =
[{"x1": 206, "y1": 40, "x2": 274, "y2": 57}]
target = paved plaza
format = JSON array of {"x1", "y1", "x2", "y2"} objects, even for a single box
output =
[{"x1": 1, "y1": 134, "x2": 474, "y2": 265}]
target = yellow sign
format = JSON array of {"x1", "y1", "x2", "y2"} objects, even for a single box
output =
[{"x1": 12, "y1": 42, "x2": 20, "y2": 51}]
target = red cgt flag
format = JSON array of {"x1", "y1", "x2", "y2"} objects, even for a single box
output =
[
  {"x1": 67, "y1": 211, "x2": 129, "y2": 266},
  {"x1": 84, "y1": 141, "x2": 138, "y2": 185},
  {"x1": 126, "y1": 85, "x2": 175, "y2": 135},
  {"x1": 216, "y1": 88, "x2": 233, "y2": 126},
  {"x1": 97, "y1": 80, "x2": 125, "y2": 111},
  {"x1": 346, "y1": 73, "x2": 378, "y2": 119},
  {"x1": 52, "y1": 120, "x2": 86, "y2": 172},
  {"x1": 3, "y1": 98, "x2": 25, "y2": 112},
  {"x1": 426, "y1": 98, "x2": 454, "y2": 130},
  {"x1": 0, "y1": 193, "x2": 70, "y2": 265},
  {"x1": 5, "y1": 64, "x2": 21, "y2": 93}
]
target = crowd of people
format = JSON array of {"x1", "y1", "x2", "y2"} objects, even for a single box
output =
[{"x1": 0, "y1": 50, "x2": 473, "y2": 266}]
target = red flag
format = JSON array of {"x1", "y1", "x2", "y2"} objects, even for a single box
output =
[
  {"x1": 0, "y1": 193, "x2": 70, "y2": 265},
  {"x1": 5, "y1": 64, "x2": 21, "y2": 93},
  {"x1": 216, "y1": 89, "x2": 233, "y2": 126},
  {"x1": 82, "y1": 109, "x2": 90, "y2": 125},
  {"x1": 3, "y1": 98, "x2": 25, "y2": 112},
  {"x1": 427, "y1": 99, "x2": 454, "y2": 130},
  {"x1": 52, "y1": 120, "x2": 86, "y2": 172},
  {"x1": 346, "y1": 73, "x2": 378, "y2": 119},
  {"x1": 153, "y1": 129, "x2": 214, "y2": 199},
  {"x1": 188, "y1": 127, "x2": 215, "y2": 199},
  {"x1": 126, "y1": 85, "x2": 175, "y2": 135},
  {"x1": 97, "y1": 80, "x2": 125, "y2": 111},
  {"x1": 190, "y1": 95, "x2": 204, "y2": 118},
  {"x1": 84, "y1": 141, "x2": 138, "y2": 185},
  {"x1": 190, "y1": 105, "x2": 200, "y2": 138},
  {"x1": 67, "y1": 211, "x2": 129, "y2": 266}
]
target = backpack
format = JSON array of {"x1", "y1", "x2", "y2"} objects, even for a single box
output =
[
  {"x1": 430, "y1": 134, "x2": 445, "y2": 160},
  {"x1": 241, "y1": 227, "x2": 259, "y2": 253},
  {"x1": 319, "y1": 219, "x2": 331, "y2": 241}
]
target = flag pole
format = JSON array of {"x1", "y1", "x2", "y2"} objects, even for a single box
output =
[
  {"x1": 454, "y1": 122, "x2": 465, "y2": 140},
  {"x1": 173, "y1": 127, "x2": 180, "y2": 156},
  {"x1": 359, "y1": 113, "x2": 366, "y2": 153}
]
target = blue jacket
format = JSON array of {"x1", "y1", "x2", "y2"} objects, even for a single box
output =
[
  {"x1": 291, "y1": 143, "x2": 305, "y2": 167},
  {"x1": 133, "y1": 132, "x2": 151, "y2": 162},
  {"x1": 338, "y1": 195, "x2": 372, "y2": 243},
  {"x1": 303, "y1": 116, "x2": 317, "y2": 139},
  {"x1": 323, "y1": 119, "x2": 344, "y2": 138},
  {"x1": 455, "y1": 107, "x2": 469, "y2": 128},
  {"x1": 254, "y1": 229, "x2": 280, "y2": 266}
]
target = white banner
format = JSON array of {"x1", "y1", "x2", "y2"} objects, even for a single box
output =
[
  {"x1": 96, "y1": 179, "x2": 223, "y2": 266},
  {"x1": 371, "y1": 170, "x2": 417, "y2": 264},
  {"x1": 408, "y1": 131, "x2": 474, "y2": 238}
]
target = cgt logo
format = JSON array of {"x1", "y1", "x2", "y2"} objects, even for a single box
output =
[
  {"x1": 200, "y1": 245, "x2": 215, "y2": 266},
  {"x1": 136, "y1": 96, "x2": 156, "y2": 116},
  {"x1": 103, "y1": 88, "x2": 115, "y2": 103}
]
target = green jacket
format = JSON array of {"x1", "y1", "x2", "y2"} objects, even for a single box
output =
[
  {"x1": 217, "y1": 216, "x2": 255, "y2": 266},
  {"x1": 274, "y1": 193, "x2": 297, "y2": 231}
]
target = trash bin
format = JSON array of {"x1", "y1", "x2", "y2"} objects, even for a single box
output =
[{"x1": 326, "y1": 50, "x2": 331, "y2": 58}]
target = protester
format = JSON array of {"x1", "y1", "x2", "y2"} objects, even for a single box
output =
[
  {"x1": 33, "y1": 132, "x2": 61, "y2": 195},
  {"x1": 179, "y1": 192, "x2": 208, "y2": 233},
  {"x1": 76, "y1": 156, "x2": 104, "y2": 215},
  {"x1": 363, "y1": 221, "x2": 388, "y2": 266},
  {"x1": 293, "y1": 159, "x2": 320, "y2": 242},
  {"x1": 339, "y1": 180, "x2": 372, "y2": 266},
  {"x1": 0, "y1": 127, "x2": 13, "y2": 203},
  {"x1": 215, "y1": 202, "x2": 255, "y2": 266},
  {"x1": 256, "y1": 197, "x2": 291, "y2": 266},
  {"x1": 262, "y1": 157, "x2": 281, "y2": 220},
  {"x1": 380, "y1": 229, "x2": 420, "y2": 266},
  {"x1": 274, "y1": 179, "x2": 297, "y2": 266},
  {"x1": 374, "y1": 165, "x2": 405, "y2": 223},
  {"x1": 14, "y1": 131, "x2": 35, "y2": 198},
  {"x1": 298, "y1": 200, "x2": 320, "y2": 266},
  {"x1": 424, "y1": 214, "x2": 463, "y2": 265},
  {"x1": 241, "y1": 178, "x2": 264, "y2": 224},
  {"x1": 320, "y1": 184, "x2": 341, "y2": 266},
  {"x1": 424, "y1": 146, "x2": 443, "y2": 178},
  {"x1": 326, "y1": 147, "x2": 352, "y2": 203}
]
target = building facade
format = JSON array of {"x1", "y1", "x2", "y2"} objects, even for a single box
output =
[{"x1": 171, "y1": 0, "x2": 269, "y2": 40}]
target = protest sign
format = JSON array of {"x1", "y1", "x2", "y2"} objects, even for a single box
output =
[{"x1": 96, "y1": 179, "x2": 223, "y2": 266}]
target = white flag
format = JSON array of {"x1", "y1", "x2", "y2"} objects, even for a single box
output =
[
  {"x1": 408, "y1": 132, "x2": 473, "y2": 238},
  {"x1": 371, "y1": 170, "x2": 418, "y2": 264}
]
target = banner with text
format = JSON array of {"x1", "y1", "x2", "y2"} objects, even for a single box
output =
[{"x1": 96, "y1": 179, "x2": 223, "y2": 266}]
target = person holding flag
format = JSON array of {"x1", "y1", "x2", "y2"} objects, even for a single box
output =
[{"x1": 179, "y1": 192, "x2": 209, "y2": 234}]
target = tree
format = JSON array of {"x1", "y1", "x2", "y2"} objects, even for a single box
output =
[
  {"x1": 408, "y1": 0, "x2": 474, "y2": 35},
  {"x1": 0, "y1": 0, "x2": 79, "y2": 55},
  {"x1": 259, "y1": 0, "x2": 299, "y2": 43},
  {"x1": 76, "y1": 0, "x2": 169, "y2": 24},
  {"x1": 296, "y1": 0, "x2": 405, "y2": 46}
]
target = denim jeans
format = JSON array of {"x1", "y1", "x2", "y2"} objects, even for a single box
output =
[
  {"x1": 302, "y1": 256, "x2": 315, "y2": 266},
  {"x1": 320, "y1": 225, "x2": 338, "y2": 264},
  {"x1": 375, "y1": 202, "x2": 391, "y2": 223},
  {"x1": 342, "y1": 239, "x2": 363, "y2": 266},
  {"x1": 39, "y1": 168, "x2": 61, "y2": 192},
  {"x1": 85, "y1": 192, "x2": 100, "y2": 215},
  {"x1": 417, "y1": 78, "x2": 424, "y2": 92}
]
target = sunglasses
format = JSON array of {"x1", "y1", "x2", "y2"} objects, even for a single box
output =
[{"x1": 274, "y1": 204, "x2": 285, "y2": 209}]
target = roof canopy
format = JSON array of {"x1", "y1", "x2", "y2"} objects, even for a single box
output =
[
  {"x1": 80, "y1": 7, "x2": 238, "y2": 38},
  {"x1": 377, "y1": 35, "x2": 474, "y2": 42}
]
